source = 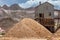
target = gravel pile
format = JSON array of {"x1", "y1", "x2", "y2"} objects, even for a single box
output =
[{"x1": 5, "y1": 18, "x2": 52, "y2": 38}]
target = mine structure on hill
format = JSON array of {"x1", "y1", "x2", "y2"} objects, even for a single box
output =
[{"x1": 35, "y1": 2, "x2": 55, "y2": 33}]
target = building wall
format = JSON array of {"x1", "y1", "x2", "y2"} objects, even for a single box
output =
[
  {"x1": 54, "y1": 11, "x2": 58, "y2": 18},
  {"x1": 54, "y1": 11, "x2": 60, "y2": 30},
  {"x1": 54, "y1": 10, "x2": 60, "y2": 19},
  {"x1": 35, "y1": 2, "x2": 54, "y2": 19},
  {"x1": 57, "y1": 11, "x2": 60, "y2": 18}
]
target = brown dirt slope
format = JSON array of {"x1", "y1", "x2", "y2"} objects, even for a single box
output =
[
  {"x1": 0, "y1": 37, "x2": 47, "y2": 40},
  {"x1": 5, "y1": 18, "x2": 52, "y2": 38},
  {"x1": 54, "y1": 29, "x2": 60, "y2": 37}
]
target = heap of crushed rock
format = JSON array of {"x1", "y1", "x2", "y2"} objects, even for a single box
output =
[{"x1": 5, "y1": 18, "x2": 52, "y2": 38}]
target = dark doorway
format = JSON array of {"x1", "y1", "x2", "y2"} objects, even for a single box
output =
[{"x1": 39, "y1": 13, "x2": 44, "y2": 18}]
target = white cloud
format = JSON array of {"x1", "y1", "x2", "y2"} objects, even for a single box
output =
[
  {"x1": 19, "y1": 0, "x2": 60, "y2": 9},
  {"x1": 19, "y1": 0, "x2": 35, "y2": 8},
  {"x1": 48, "y1": 0, "x2": 60, "y2": 9},
  {"x1": 19, "y1": 0, "x2": 47, "y2": 8}
]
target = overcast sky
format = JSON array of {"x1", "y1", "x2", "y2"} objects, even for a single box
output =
[{"x1": 0, "y1": 0, "x2": 60, "y2": 9}]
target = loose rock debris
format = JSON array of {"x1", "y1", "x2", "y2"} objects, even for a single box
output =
[{"x1": 5, "y1": 18, "x2": 52, "y2": 38}]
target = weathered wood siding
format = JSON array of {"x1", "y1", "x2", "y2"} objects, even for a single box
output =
[{"x1": 35, "y1": 2, "x2": 54, "y2": 19}]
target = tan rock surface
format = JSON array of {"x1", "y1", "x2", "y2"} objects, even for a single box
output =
[
  {"x1": 5, "y1": 18, "x2": 52, "y2": 38},
  {"x1": 0, "y1": 37, "x2": 47, "y2": 40},
  {"x1": 54, "y1": 29, "x2": 60, "y2": 37}
]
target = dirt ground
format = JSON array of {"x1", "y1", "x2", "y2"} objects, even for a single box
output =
[
  {"x1": 0, "y1": 37, "x2": 60, "y2": 40},
  {"x1": 0, "y1": 37, "x2": 47, "y2": 40}
]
